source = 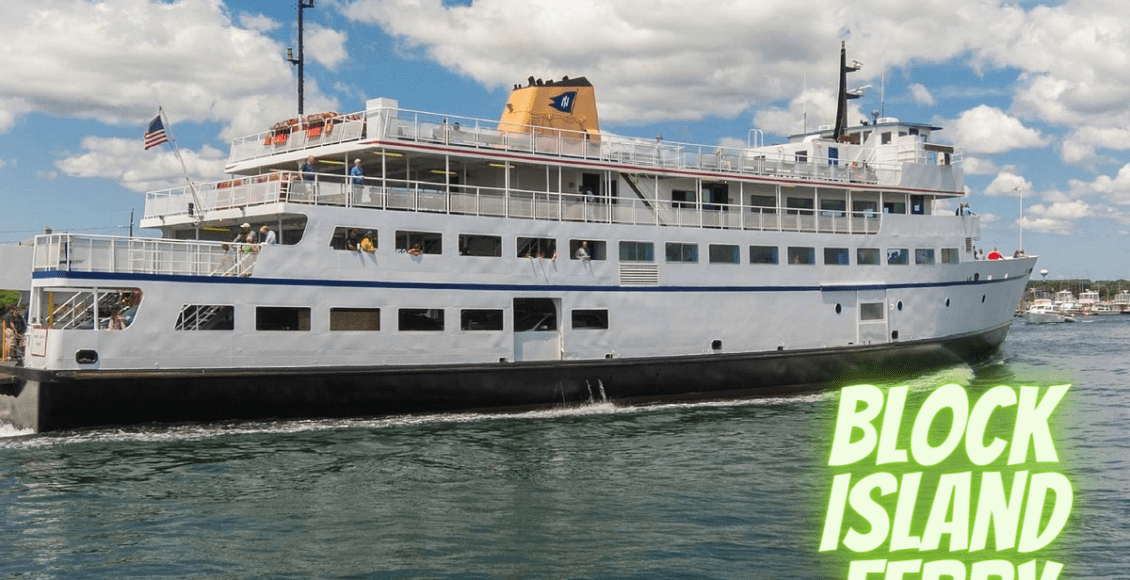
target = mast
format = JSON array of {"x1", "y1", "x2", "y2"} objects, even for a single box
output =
[
  {"x1": 286, "y1": 1, "x2": 316, "y2": 117},
  {"x1": 832, "y1": 41, "x2": 863, "y2": 142}
]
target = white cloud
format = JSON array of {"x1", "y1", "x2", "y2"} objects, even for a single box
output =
[
  {"x1": 961, "y1": 156, "x2": 998, "y2": 176},
  {"x1": 0, "y1": 0, "x2": 333, "y2": 139},
  {"x1": 306, "y1": 25, "x2": 349, "y2": 70},
  {"x1": 908, "y1": 83, "x2": 935, "y2": 107},
  {"x1": 949, "y1": 106, "x2": 1046, "y2": 155},
  {"x1": 1067, "y1": 163, "x2": 1130, "y2": 206},
  {"x1": 1060, "y1": 126, "x2": 1130, "y2": 165},
  {"x1": 237, "y1": 12, "x2": 279, "y2": 33},
  {"x1": 983, "y1": 171, "x2": 1032, "y2": 197},
  {"x1": 1018, "y1": 215, "x2": 1073, "y2": 235},
  {"x1": 56, "y1": 136, "x2": 226, "y2": 193}
]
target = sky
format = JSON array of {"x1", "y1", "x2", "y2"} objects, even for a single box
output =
[{"x1": 2, "y1": 0, "x2": 1129, "y2": 281}]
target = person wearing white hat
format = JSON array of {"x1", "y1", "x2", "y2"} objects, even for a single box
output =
[{"x1": 350, "y1": 158, "x2": 364, "y2": 185}]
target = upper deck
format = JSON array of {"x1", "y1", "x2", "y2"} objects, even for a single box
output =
[
  {"x1": 224, "y1": 98, "x2": 963, "y2": 190},
  {"x1": 149, "y1": 93, "x2": 965, "y2": 231}
]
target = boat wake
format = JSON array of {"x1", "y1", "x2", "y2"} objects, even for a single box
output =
[
  {"x1": 1, "y1": 366, "x2": 978, "y2": 449},
  {"x1": 0, "y1": 388, "x2": 843, "y2": 449}
]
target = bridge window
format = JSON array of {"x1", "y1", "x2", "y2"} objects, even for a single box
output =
[
  {"x1": 517, "y1": 237, "x2": 556, "y2": 259},
  {"x1": 461, "y1": 309, "x2": 503, "y2": 331},
  {"x1": 709, "y1": 244, "x2": 740, "y2": 264},
  {"x1": 399, "y1": 308, "x2": 444, "y2": 331},
  {"x1": 396, "y1": 230, "x2": 442, "y2": 254},
  {"x1": 571, "y1": 309, "x2": 609, "y2": 330},
  {"x1": 750, "y1": 246, "x2": 779, "y2": 265},
  {"x1": 787, "y1": 247, "x2": 816, "y2": 265},
  {"x1": 256, "y1": 307, "x2": 310, "y2": 331},
  {"x1": 887, "y1": 248, "x2": 909, "y2": 265},
  {"x1": 330, "y1": 226, "x2": 376, "y2": 251},
  {"x1": 459, "y1": 234, "x2": 502, "y2": 257},
  {"x1": 665, "y1": 242, "x2": 699, "y2": 263},
  {"x1": 330, "y1": 308, "x2": 380, "y2": 331},
  {"x1": 569, "y1": 239, "x2": 606, "y2": 260},
  {"x1": 824, "y1": 248, "x2": 850, "y2": 265},
  {"x1": 619, "y1": 241, "x2": 654, "y2": 262},
  {"x1": 175, "y1": 305, "x2": 234, "y2": 331}
]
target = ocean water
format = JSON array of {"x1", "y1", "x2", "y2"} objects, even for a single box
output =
[{"x1": 1, "y1": 316, "x2": 1127, "y2": 579}]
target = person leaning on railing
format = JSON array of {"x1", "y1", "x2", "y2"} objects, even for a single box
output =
[{"x1": 2, "y1": 304, "x2": 26, "y2": 361}]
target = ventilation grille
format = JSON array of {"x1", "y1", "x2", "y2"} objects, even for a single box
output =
[{"x1": 620, "y1": 264, "x2": 659, "y2": 286}]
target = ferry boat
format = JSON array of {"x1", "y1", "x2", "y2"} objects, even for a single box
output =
[{"x1": 0, "y1": 47, "x2": 1035, "y2": 432}]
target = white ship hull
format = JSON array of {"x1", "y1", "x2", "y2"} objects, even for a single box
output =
[{"x1": 1, "y1": 55, "x2": 1035, "y2": 432}]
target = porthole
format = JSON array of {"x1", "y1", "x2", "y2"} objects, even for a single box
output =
[
  {"x1": 982, "y1": 295, "x2": 987, "y2": 303},
  {"x1": 945, "y1": 298, "x2": 951, "y2": 307},
  {"x1": 897, "y1": 301, "x2": 903, "y2": 311},
  {"x1": 835, "y1": 303, "x2": 842, "y2": 314}
]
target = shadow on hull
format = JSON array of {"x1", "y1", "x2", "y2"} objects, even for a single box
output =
[{"x1": 1, "y1": 324, "x2": 1011, "y2": 433}]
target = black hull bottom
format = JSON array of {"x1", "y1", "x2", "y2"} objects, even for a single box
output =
[{"x1": 1, "y1": 324, "x2": 1010, "y2": 432}]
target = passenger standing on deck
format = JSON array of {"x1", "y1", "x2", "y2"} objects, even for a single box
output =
[
  {"x1": 350, "y1": 159, "x2": 363, "y2": 185},
  {"x1": 259, "y1": 225, "x2": 277, "y2": 245},
  {"x1": 574, "y1": 240, "x2": 590, "y2": 260},
  {"x1": 301, "y1": 156, "x2": 316, "y2": 181}
]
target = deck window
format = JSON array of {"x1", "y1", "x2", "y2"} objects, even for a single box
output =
[
  {"x1": 517, "y1": 237, "x2": 556, "y2": 259},
  {"x1": 569, "y1": 239, "x2": 606, "y2": 260},
  {"x1": 665, "y1": 242, "x2": 699, "y2": 263},
  {"x1": 672, "y1": 189, "x2": 696, "y2": 209},
  {"x1": 883, "y1": 200, "x2": 906, "y2": 214},
  {"x1": 824, "y1": 248, "x2": 850, "y2": 265},
  {"x1": 857, "y1": 248, "x2": 881, "y2": 265},
  {"x1": 749, "y1": 246, "x2": 779, "y2": 265},
  {"x1": 256, "y1": 307, "x2": 310, "y2": 331},
  {"x1": 459, "y1": 234, "x2": 502, "y2": 257},
  {"x1": 175, "y1": 305, "x2": 234, "y2": 331},
  {"x1": 461, "y1": 309, "x2": 503, "y2": 331},
  {"x1": 571, "y1": 309, "x2": 609, "y2": 330},
  {"x1": 860, "y1": 302, "x2": 885, "y2": 321},
  {"x1": 915, "y1": 249, "x2": 936, "y2": 265},
  {"x1": 786, "y1": 197, "x2": 814, "y2": 215},
  {"x1": 887, "y1": 248, "x2": 909, "y2": 265},
  {"x1": 941, "y1": 248, "x2": 959, "y2": 264},
  {"x1": 331, "y1": 226, "x2": 375, "y2": 251},
  {"x1": 709, "y1": 244, "x2": 740, "y2": 264},
  {"x1": 396, "y1": 230, "x2": 442, "y2": 254},
  {"x1": 748, "y1": 195, "x2": 777, "y2": 214},
  {"x1": 619, "y1": 241, "x2": 654, "y2": 262},
  {"x1": 787, "y1": 247, "x2": 816, "y2": 265},
  {"x1": 820, "y1": 199, "x2": 846, "y2": 217},
  {"x1": 853, "y1": 200, "x2": 879, "y2": 217},
  {"x1": 399, "y1": 308, "x2": 445, "y2": 331},
  {"x1": 330, "y1": 308, "x2": 380, "y2": 331}
]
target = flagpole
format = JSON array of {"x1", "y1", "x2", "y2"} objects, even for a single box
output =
[{"x1": 158, "y1": 107, "x2": 204, "y2": 224}]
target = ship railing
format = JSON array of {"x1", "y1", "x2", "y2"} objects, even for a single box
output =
[
  {"x1": 228, "y1": 112, "x2": 367, "y2": 163},
  {"x1": 224, "y1": 104, "x2": 961, "y2": 190},
  {"x1": 31, "y1": 234, "x2": 259, "y2": 278},
  {"x1": 333, "y1": 176, "x2": 885, "y2": 234}
]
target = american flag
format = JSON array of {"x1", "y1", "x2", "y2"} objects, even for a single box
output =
[{"x1": 144, "y1": 114, "x2": 168, "y2": 150}]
